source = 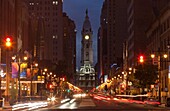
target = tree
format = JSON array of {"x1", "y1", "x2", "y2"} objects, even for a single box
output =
[{"x1": 134, "y1": 63, "x2": 158, "y2": 93}]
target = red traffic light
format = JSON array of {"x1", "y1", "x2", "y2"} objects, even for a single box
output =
[
  {"x1": 6, "y1": 37, "x2": 11, "y2": 42},
  {"x1": 5, "y1": 37, "x2": 12, "y2": 47},
  {"x1": 47, "y1": 83, "x2": 53, "y2": 89},
  {"x1": 49, "y1": 84, "x2": 53, "y2": 89},
  {"x1": 139, "y1": 55, "x2": 144, "y2": 63}
]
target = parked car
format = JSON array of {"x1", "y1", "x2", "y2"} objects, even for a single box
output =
[{"x1": 144, "y1": 98, "x2": 160, "y2": 106}]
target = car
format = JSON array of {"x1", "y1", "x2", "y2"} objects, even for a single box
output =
[{"x1": 144, "y1": 98, "x2": 160, "y2": 106}]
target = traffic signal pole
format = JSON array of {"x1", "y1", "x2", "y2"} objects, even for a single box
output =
[
  {"x1": 5, "y1": 50, "x2": 9, "y2": 101},
  {"x1": 0, "y1": 48, "x2": 2, "y2": 100}
]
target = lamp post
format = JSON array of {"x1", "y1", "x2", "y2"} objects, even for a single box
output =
[
  {"x1": 30, "y1": 63, "x2": 38, "y2": 98},
  {"x1": 125, "y1": 67, "x2": 132, "y2": 95},
  {"x1": 151, "y1": 53, "x2": 168, "y2": 103},
  {"x1": 41, "y1": 68, "x2": 47, "y2": 100},
  {"x1": 0, "y1": 48, "x2": 2, "y2": 101},
  {"x1": 167, "y1": 44, "x2": 170, "y2": 101},
  {"x1": 18, "y1": 58, "x2": 21, "y2": 102},
  {"x1": 12, "y1": 55, "x2": 28, "y2": 102},
  {"x1": 0, "y1": 48, "x2": 2, "y2": 100}
]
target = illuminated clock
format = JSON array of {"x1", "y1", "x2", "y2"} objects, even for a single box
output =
[{"x1": 85, "y1": 35, "x2": 89, "y2": 40}]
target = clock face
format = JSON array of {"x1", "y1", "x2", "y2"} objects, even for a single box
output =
[{"x1": 85, "y1": 35, "x2": 89, "y2": 40}]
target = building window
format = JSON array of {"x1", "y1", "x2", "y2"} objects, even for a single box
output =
[
  {"x1": 86, "y1": 68, "x2": 88, "y2": 72},
  {"x1": 86, "y1": 82, "x2": 88, "y2": 86},
  {"x1": 167, "y1": 19, "x2": 169, "y2": 28},
  {"x1": 86, "y1": 44, "x2": 89, "y2": 48},
  {"x1": 86, "y1": 52, "x2": 89, "y2": 58}
]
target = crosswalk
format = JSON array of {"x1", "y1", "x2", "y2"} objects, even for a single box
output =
[{"x1": 79, "y1": 98, "x2": 96, "y2": 107}]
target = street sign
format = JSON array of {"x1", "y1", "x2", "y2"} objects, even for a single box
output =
[
  {"x1": 165, "y1": 87, "x2": 168, "y2": 92},
  {"x1": 155, "y1": 84, "x2": 158, "y2": 91},
  {"x1": 152, "y1": 57, "x2": 158, "y2": 65}
]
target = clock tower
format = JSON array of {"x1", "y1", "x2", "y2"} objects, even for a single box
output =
[
  {"x1": 77, "y1": 9, "x2": 96, "y2": 92},
  {"x1": 81, "y1": 9, "x2": 93, "y2": 65}
]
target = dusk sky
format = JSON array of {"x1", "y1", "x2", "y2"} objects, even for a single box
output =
[{"x1": 63, "y1": 0, "x2": 104, "y2": 68}]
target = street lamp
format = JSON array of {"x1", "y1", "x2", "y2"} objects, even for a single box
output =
[
  {"x1": 150, "y1": 53, "x2": 168, "y2": 103},
  {"x1": 40, "y1": 68, "x2": 47, "y2": 100},
  {"x1": 125, "y1": 67, "x2": 132, "y2": 95},
  {"x1": 30, "y1": 63, "x2": 38, "y2": 98},
  {"x1": 12, "y1": 55, "x2": 28, "y2": 102},
  {"x1": 44, "y1": 68, "x2": 47, "y2": 72}
]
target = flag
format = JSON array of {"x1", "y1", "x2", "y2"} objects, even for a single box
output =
[
  {"x1": 12, "y1": 62, "x2": 19, "y2": 78},
  {"x1": 27, "y1": 68, "x2": 31, "y2": 78}
]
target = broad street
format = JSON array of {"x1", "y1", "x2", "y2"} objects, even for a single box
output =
[{"x1": 35, "y1": 95, "x2": 170, "y2": 111}]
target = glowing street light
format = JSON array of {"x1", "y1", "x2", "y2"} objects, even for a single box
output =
[
  {"x1": 44, "y1": 68, "x2": 47, "y2": 72},
  {"x1": 12, "y1": 55, "x2": 28, "y2": 102},
  {"x1": 5, "y1": 37, "x2": 12, "y2": 47},
  {"x1": 163, "y1": 54, "x2": 168, "y2": 58},
  {"x1": 151, "y1": 54, "x2": 155, "y2": 58}
]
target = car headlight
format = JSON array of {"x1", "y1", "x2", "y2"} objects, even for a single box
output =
[
  {"x1": 47, "y1": 98, "x2": 51, "y2": 101},
  {"x1": 51, "y1": 97, "x2": 56, "y2": 101}
]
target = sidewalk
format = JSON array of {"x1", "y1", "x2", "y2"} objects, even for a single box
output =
[
  {"x1": 159, "y1": 103, "x2": 166, "y2": 107},
  {"x1": 2, "y1": 101, "x2": 12, "y2": 110}
]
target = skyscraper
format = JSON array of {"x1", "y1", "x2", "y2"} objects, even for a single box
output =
[
  {"x1": 63, "y1": 12, "x2": 76, "y2": 82},
  {"x1": 26, "y1": 0, "x2": 63, "y2": 63},
  {"x1": 98, "y1": 0, "x2": 128, "y2": 83},
  {"x1": 146, "y1": 1, "x2": 170, "y2": 103},
  {"x1": 126, "y1": 0, "x2": 153, "y2": 67}
]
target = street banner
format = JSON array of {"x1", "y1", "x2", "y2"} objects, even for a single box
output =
[
  {"x1": 12, "y1": 62, "x2": 19, "y2": 78},
  {"x1": 20, "y1": 69, "x2": 27, "y2": 78},
  {"x1": 27, "y1": 68, "x2": 31, "y2": 78},
  {"x1": 26, "y1": 68, "x2": 39, "y2": 79},
  {"x1": 152, "y1": 57, "x2": 158, "y2": 65},
  {"x1": 20, "y1": 63, "x2": 27, "y2": 78}
]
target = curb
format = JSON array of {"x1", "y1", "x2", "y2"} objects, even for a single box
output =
[
  {"x1": 2, "y1": 107, "x2": 12, "y2": 111},
  {"x1": 159, "y1": 104, "x2": 166, "y2": 107}
]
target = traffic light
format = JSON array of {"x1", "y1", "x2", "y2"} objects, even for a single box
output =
[
  {"x1": 5, "y1": 37, "x2": 12, "y2": 47},
  {"x1": 67, "y1": 89, "x2": 70, "y2": 93},
  {"x1": 47, "y1": 83, "x2": 53, "y2": 89},
  {"x1": 139, "y1": 55, "x2": 144, "y2": 63},
  {"x1": 49, "y1": 84, "x2": 53, "y2": 89}
]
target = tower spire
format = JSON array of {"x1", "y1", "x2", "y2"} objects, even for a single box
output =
[{"x1": 86, "y1": 9, "x2": 88, "y2": 16}]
